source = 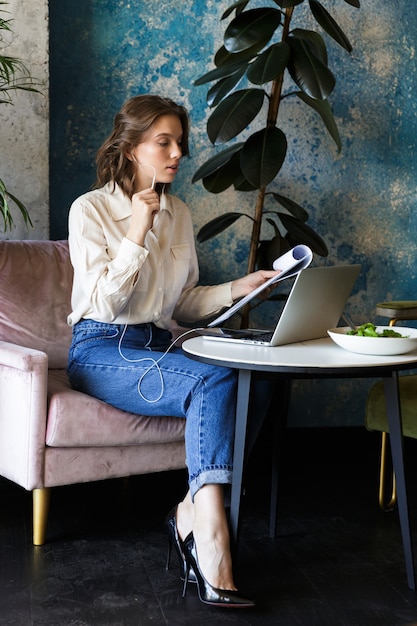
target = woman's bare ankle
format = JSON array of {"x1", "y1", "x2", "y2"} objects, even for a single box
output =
[
  {"x1": 176, "y1": 495, "x2": 193, "y2": 542},
  {"x1": 185, "y1": 484, "x2": 237, "y2": 590},
  {"x1": 192, "y1": 526, "x2": 237, "y2": 590}
]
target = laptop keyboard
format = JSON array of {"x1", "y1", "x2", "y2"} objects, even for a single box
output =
[{"x1": 241, "y1": 331, "x2": 273, "y2": 343}]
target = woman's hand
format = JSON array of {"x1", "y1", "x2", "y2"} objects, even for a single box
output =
[
  {"x1": 126, "y1": 188, "x2": 160, "y2": 246},
  {"x1": 231, "y1": 269, "x2": 281, "y2": 302}
]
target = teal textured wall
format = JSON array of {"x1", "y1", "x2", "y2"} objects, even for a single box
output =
[{"x1": 49, "y1": 1, "x2": 417, "y2": 427}]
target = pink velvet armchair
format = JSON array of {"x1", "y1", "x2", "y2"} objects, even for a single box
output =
[{"x1": 0, "y1": 240, "x2": 186, "y2": 545}]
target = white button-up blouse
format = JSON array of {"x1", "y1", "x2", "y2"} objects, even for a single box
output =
[{"x1": 67, "y1": 183, "x2": 233, "y2": 330}]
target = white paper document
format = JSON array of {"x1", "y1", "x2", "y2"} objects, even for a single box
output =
[{"x1": 207, "y1": 244, "x2": 313, "y2": 327}]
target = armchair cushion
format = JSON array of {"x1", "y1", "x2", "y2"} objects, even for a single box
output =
[{"x1": 46, "y1": 369, "x2": 185, "y2": 447}]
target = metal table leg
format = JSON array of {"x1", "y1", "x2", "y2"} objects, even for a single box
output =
[
  {"x1": 230, "y1": 368, "x2": 252, "y2": 545},
  {"x1": 384, "y1": 372, "x2": 415, "y2": 590},
  {"x1": 269, "y1": 379, "x2": 291, "y2": 538}
]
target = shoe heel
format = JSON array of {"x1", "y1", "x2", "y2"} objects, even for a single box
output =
[
  {"x1": 182, "y1": 563, "x2": 189, "y2": 597},
  {"x1": 165, "y1": 505, "x2": 197, "y2": 585},
  {"x1": 166, "y1": 535, "x2": 173, "y2": 571},
  {"x1": 165, "y1": 506, "x2": 184, "y2": 573}
]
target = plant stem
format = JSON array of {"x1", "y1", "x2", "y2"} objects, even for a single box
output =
[{"x1": 241, "y1": 7, "x2": 294, "y2": 328}]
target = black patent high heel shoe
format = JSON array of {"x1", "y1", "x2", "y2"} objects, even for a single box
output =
[
  {"x1": 182, "y1": 532, "x2": 255, "y2": 608},
  {"x1": 165, "y1": 506, "x2": 196, "y2": 583}
]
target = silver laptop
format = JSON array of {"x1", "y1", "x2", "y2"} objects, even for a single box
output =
[{"x1": 203, "y1": 264, "x2": 361, "y2": 347}]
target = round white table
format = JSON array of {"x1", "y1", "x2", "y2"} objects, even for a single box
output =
[{"x1": 183, "y1": 335, "x2": 417, "y2": 589}]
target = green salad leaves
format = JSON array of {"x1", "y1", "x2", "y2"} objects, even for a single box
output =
[{"x1": 347, "y1": 323, "x2": 406, "y2": 338}]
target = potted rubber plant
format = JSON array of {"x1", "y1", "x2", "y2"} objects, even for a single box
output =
[
  {"x1": 0, "y1": 1, "x2": 41, "y2": 231},
  {"x1": 193, "y1": 0, "x2": 360, "y2": 324}
]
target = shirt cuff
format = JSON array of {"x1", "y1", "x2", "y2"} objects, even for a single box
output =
[
  {"x1": 215, "y1": 281, "x2": 234, "y2": 308},
  {"x1": 118, "y1": 237, "x2": 149, "y2": 266}
]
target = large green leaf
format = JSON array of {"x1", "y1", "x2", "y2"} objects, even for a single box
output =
[
  {"x1": 247, "y1": 42, "x2": 290, "y2": 85},
  {"x1": 192, "y1": 142, "x2": 244, "y2": 183},
  {"x1": 295, "y1": 91, "x2": 341, "y2": 151},
  {"x1": 287, "y1": 34, "x2": 335, "y2": 99},
  {"x1": 278, "y1": 212, "x2": 328, "y2": 256},
  {"x1": 269, "y1": 193, "x2": 309, "y2": 220},
  {"x1": 207, "y1": 67, "x2": 247, "y2": 107},
  {"x1": 224, "y1": 8, "x2": 282, "y2": 53},
  {"x1": 202, "y1": 153, "x2": 242, "y2": 193},
  {"x1": 233, "y1": 172, "x2": 258, "y2": 191},
  {"x1": 257, "y1": 234, "x2": 293, "y2": 270},
  {"x1": 207, "y1": 88, "x2": 265, "y2": 145},
  {"x1": 214, "y1": 43, "x2": 265, "y2": 68},
  {"x1": 241, "y1": 127, "x2": 287, "y2": 188},
  {"x1": 194, "y1": 57, "x2": 249, "y2": 86},
  {"x1": 290, "y1": 28, "x2": 328, "y2": 65},
  {"x1": 309, "y1": 0, "x2": 352, "y2": 53},
  {"x1": 197, "y1": 212, "x2": 248, "y2": 243}
]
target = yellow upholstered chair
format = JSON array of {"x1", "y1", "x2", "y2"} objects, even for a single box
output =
[{"x1": 365, "y1": 301, "x2": 417, "y2": 511}]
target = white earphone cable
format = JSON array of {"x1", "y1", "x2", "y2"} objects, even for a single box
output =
[
  {"x1": 117, "y1": 324, "x2": 204, "y2": 403},
  {"x1": 133, "y1": 158, "x2": 156, "y2": 190}
]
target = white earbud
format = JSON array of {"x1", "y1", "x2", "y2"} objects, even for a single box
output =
[{"x1": 131, "y1": 155, "x2": 156, "y2": 190}]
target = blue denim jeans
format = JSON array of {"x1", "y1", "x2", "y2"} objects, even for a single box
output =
[{"x1": 67, "y1": 320, "x2": 238, "y2": 499}]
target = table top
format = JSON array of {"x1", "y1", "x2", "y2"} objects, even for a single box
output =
[{"x1": 182, "y1": 336, "x2": 417, "y2": 376}]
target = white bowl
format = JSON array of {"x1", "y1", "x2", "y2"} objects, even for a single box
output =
[{"x1": 327, "y1": 326, "x2": 417, "y2": 356}]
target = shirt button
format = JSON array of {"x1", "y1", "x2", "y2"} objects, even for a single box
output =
[{"x1": 158, "y1": 287, "x2": 162, "y2": 292}]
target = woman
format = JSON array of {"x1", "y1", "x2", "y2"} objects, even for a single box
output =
[{"x1": 67, "y1": 94, "x2": 279, "y2": 608}]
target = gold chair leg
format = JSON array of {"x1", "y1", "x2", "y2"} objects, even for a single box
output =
[
  {"x1": 378, "y1": 431, "x2": 397, "y2": 511},
  {"x1": 33, "y1": 487, "x2": 51, "y2": 545}
]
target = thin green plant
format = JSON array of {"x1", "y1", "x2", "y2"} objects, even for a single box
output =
[{"x1": 0, "y1": 1, "x2": 42, "y2": 231}]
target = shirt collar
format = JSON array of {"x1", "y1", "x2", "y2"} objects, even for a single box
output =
[{"x1": 105, "y1": 183, "x2": 174, "y2": 221}]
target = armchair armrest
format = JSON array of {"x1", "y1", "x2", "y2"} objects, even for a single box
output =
[
  {"x1": 0, "y1": 340, "x2": 49, "y2": 490},
  {"x1": 0, "y1": 340, "x2": 48, "y2": 370}
]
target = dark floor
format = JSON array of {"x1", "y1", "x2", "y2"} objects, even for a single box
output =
[{"x1": 2, "y1": 427, "x2": 417, "y2": 626}]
